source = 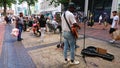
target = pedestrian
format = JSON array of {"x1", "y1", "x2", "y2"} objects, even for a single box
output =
[
  {"x1": 4, "y1": 15, "x2": 9, "y2": 24},
  {"x1": 15, "y1": 12, "x2": 24, "y2": 41},
  {"x1": 38, "y1": 14, "x2": 47, "y2": 42},
  {"x1": 32, "y1": 17, "x2": 39, "y2": 34},
  {"x1": 102, "y1": 12, "x2": 109, "y2": 30},
  {"x1": 99, "y1": 14, "x2": 102, "y2": 25},
  {"x1": 8, "y1": 15, "x2": 12, "y2": 24},
  {"x1": 52, "y1": 18, "x2": 62, "y2": 33},
  {"x1": 109, "y1": 11, "x2": 119, "y2": 43},
  {"x1": 51, "y1": 18, "x2": 58, "y2": 28},
  {"x1": 61, "y1": 2, "x2": 80, "y2": 64}
]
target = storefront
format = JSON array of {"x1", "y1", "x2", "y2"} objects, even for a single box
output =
[{"x1": 72, "y1": 0, "x2": 119, "y2": 22}]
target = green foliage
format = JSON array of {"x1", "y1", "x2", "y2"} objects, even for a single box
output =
[
  {"x1": 19, "y1": 0, "x2": 38, "y2": 6},
  {"x1": 0, "y1": 0, "x2": 16, "y2": 16},
  {"x1": 0, "y1": 0, "x2": 16, "y2": 7},
  {"x1": 18, "y1": 0, "x2": 38, "y2": 15},
  {"x1": 47, "y1": 0, "x2": 69, "y2": 7}
]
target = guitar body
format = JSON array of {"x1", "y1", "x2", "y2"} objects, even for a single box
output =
[{"x1": 71, "y1": 26, "x2": 79, "y2": 39}]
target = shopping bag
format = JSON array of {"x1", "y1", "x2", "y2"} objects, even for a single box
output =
[
  {"x1": 113, "y1": 30, "x2": 120, "y2": 40},
  {"x1": 11, "y1": 28, "x2": 19, "y2": 37}
]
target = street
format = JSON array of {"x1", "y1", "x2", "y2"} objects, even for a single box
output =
[{"x1": 0, "y1": 22, "x2": 120, "y2": 68}]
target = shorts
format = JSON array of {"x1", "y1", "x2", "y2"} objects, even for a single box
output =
[{"x1": 109, "y1": 28, "x2": 116, "y2": 34}]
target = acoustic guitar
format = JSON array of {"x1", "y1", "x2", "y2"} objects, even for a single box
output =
[{"x1": 71, "y1": 26, "x2": 79, "y2": 39}]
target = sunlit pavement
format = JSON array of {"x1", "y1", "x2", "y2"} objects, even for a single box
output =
[
  {"x1": 0, "y1": 23, "x2": 120, "y2": 68},
  {"x1": 21, "y1": 23, "x2": 120, "y2": 68}
]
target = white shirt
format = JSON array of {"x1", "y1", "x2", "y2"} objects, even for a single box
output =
[
  {"x1": 51, "y1": 20, "x2": 58, "y2": 28},
  {"x1": 111, "y1": 15, "x2": 119, "y2": 28},
  {"x1": 99, "y1": 15, "x2": 102, "y2": 20},
  {"x1": 61, "y1": 11, "x2": 76, "y2": 31}
]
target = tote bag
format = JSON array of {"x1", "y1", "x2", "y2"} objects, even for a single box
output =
[{"x1": 11, "y1": 28, "x2": 19, "y2": 37}]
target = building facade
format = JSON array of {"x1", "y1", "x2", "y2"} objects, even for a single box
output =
[{"x1": 72, "y1": 0, "x2": 120, "y2": 22}]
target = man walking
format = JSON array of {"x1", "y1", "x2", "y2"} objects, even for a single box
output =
[
  {"x1": 16, "y1": 12, "x2": 24, "y2": 41},
  {"x1": 61, "y1": 2, "x2": 80, "y2": 64},
  {"x1": 109, "y1": 11, "x2": 119, "y2": 43}
]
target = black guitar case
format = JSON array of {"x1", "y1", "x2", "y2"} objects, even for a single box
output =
[{"x1": 81, "y1": 46, "x2": 114, "y2": 61}]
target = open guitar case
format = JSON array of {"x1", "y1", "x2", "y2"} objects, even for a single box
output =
[{"x1": 81, "y1": 46, "x2": 114, "y2": 61}]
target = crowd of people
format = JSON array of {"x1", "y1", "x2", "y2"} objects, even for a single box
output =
[{"x1": 4, "y1": 12, "x2": 62, "y2": 42}]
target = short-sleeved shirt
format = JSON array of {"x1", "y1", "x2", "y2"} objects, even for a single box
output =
[
  {"x1": 38, "y1": 18, "x2": 46, "y2": 27},
  {"x1": 111, "y1": 15, "x2": 119, "y2": 28},
  {"x1": 17, "y1": 17, "x2": 24, "y2": 25},
  {"x1": 61, "y1": 10, "x2": 77, "y2": 32}
]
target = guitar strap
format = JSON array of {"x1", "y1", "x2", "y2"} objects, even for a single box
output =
[{"x1": 63, "y1": 12, "x2": 75, "y2": 38}]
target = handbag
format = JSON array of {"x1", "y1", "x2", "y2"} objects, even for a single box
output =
[
  {"x1": 63, "y1": 12, "x2": 78, "y2": 39},
  {"x1": 11, "y1": 28, "x2": 19, "y2": 37},
  {"x1": 113, "y1": 30, "x2": 120, "y2": 40}
]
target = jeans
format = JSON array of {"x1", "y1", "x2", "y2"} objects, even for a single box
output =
[
  {"x1": 17, "y1": 25, "x2": 23, "y2": 40},
  {"x1": 40, "y1": 27, "x2": 46, "y2": 41},
  {"x1": 63, "y1": 31, "x2": 76, "y2": 60}
]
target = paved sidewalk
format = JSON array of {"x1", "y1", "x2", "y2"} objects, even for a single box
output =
[
  {"x1": 0, "y1": 23, "x2": 5, "y2": 56},
  {"x1": 21, "y1": 26, "x2": 120, "y2": 68},
  {"x1": 79, "y1": 23, "x2": 120, "y2": 44},
  {"x1": 0, "y1": 24, "x2": 36, "y2": 68}
]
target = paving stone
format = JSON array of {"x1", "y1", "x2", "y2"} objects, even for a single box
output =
[{"x1": 20, "y1": 23, "x2": 120, "y2": 68}]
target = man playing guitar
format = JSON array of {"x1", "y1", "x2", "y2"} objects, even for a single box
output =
[{"x1": 61, "y1": 2, "x2": 80, "y2": 65}]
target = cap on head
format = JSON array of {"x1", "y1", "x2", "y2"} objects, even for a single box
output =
[
  {"x1": 68, "y1": 2, "x2": 75, "y2": 9},
  {"x1": 112, "y1": 11, "x2": 117, "y2": 13},
  {"x1": 19, "y1": 12, "x2": 23, "y2": 15}
]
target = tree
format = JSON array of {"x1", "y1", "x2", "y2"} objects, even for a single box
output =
[
  {"x1": 0, "y1": 0, "x2": 16, "y2": 16},
  {"x1": 19, "y1": 0, "x2": 38, "y2": 15},
  {"x1": 47, "y1": 0, "x2": 71, "y2": 11},
  {"x1": 48, "y1": 0, "x2": 71, "y2": 6}
]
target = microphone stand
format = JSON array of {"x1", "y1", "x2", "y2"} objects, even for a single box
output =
[
  {"x1": 82, "y1": 17, "x2": 88, "y2": 66},
  {"x1": 75, "y1": 10, "x2": 88, "y2": 66}
]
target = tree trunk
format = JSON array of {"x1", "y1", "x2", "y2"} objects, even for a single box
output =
[
  {"x1": 3, "y1": 0, "x2": 7, "y2": 16},
  {"x1": 28, "y1": 5, "x2": 31, "y2": 15}
]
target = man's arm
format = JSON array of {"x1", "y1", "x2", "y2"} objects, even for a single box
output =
[
  {"x1": 70, "y1": 15, "x2": 80, "y2": 29},
  {"x1": 115, "y1": 16, "x2": 119, "y2": 28},
  {"x1": 115, "y1": 20, "x2": 119, "y2": 29}
]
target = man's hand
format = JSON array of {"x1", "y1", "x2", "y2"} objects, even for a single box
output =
[{"x1": 73, "y1": 23, "x2": 81, "y2": 29}]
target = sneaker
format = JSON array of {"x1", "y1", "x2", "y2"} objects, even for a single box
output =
[
  {"x1": 17, "y1": 38, "x2": 23, "y2": 41},
  {"x1": 63, "y1": 58, "x2": 70, "y2": 64},
  {"x1": 70, "y1": 60, "x2": 80, "y2": 65},
  {"x1": 109, "y1": 40, "x2": 115, "y2": 43},
  {"x1": 20, "y1": 38, "x2": 23, "y2": 40}
]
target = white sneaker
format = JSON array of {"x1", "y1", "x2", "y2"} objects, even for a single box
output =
[
  {"x1": 63, "y1": 58, "x2": 70, "y2": 64},
  {"x1": 109, "y1": 40, "x2": 115, "y2": 43},
  {"x1": 70, "y1": 60, "x2": 80, "y2": 65}
]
